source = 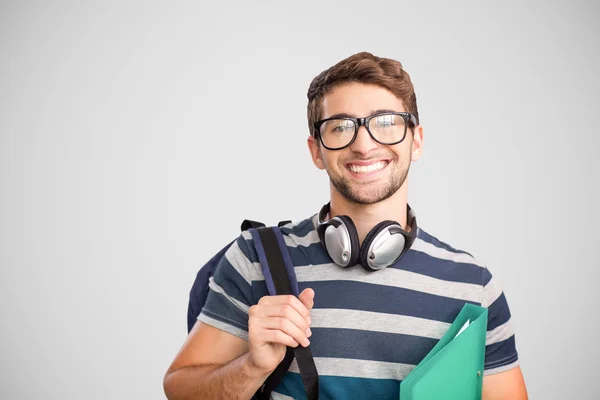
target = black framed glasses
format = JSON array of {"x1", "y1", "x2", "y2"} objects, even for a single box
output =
[{"x1": 313, "y1": 111, "x2": 418, "y2": 150}]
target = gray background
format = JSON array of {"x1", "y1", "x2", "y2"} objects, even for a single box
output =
[{"x1": 1, "y1": 1, "x2": 598, "y2": 399}]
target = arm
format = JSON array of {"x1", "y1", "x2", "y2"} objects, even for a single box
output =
[
  {"x1": 163, "y1": 322, "x2": 267, "y2": 400},
  {"x1": 163, "y1": 289, "x2": 315, "y2": 400},
  {"x1": 482, "y1": 366, "x2": 528, "y2": 400},
  {"x1": 480, "y1": 267, "x2": 527, "y2": 399}
]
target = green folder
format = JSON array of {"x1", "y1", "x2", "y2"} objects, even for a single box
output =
[{"x1": 399, "y1": 303, "x2": 488, "y2": 400}]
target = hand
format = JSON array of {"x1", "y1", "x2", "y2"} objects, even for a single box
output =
[{"x1": 247, "y1": 288, "x2": 315, "y2": 375}]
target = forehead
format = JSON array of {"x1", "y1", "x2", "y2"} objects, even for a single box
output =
[{"x1": 321, "y1": 82, "x2": 406, "y2": 118}]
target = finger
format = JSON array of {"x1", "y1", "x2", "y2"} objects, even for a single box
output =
[
  {"x1": 261, "y1": 329, "x2": 301, "y2": 348},
  {"x1": 298, "y1": 288, "x2": 315, "y2": 310},
  {"x1": 257, "y1": 304, "x2": 311, "y2": 334},
  {"x1": 260, "y1": 317, "x2": 311, "y2": 347},
  {"x1": 249, "y1": 317, "x2": 300, "y2": 348},
  {"x1": 258, "y1": 295, "x2": 310, "y2": 321}
]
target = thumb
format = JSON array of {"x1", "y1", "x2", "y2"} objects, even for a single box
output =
[{"x1": 299, "y1": 288, "x2": 315, "y2": 310}]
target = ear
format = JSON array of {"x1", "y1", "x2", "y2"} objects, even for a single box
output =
[
  {"x1": 307, "y1": 135, "x2": 326, "y2": 170},
  {"x1": 410, "y1": 124, "x2": 424, "y2": 162}
]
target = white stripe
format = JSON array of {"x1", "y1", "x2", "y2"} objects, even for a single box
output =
[
  {"x1": 224, "y1": 240, "x2": 265, "y2": 284},
  {"x1": 295, "y1": 263, "x2": 483, "y2": 303},
  {"x1": 241, "y1": 230, "x2": 253, "y2": 241},
  {"x1": 310, "y1": 308, "x2": 450, "y2": 339},
  {"x1": 411, "y1": 238, "x2": 485, "y2": 267},
  {"x1": 481, "y1": 276, "x2": 503, "y2": 308},
  {"x1": 486, "y1": 318, "x2": 515, "y2": 345},
  {"x1": 311, "y1": 213, "x2": 319, "y2": 231},
  {"x1": 208, "y1": 278, "x2": 250, "y2": 313},
  {"x1": 197, "y1": 313, "x2": 249, "y2": 341},
  {"x1": 289, "y1": 357, "x2": 415, "y2": 380},
  {"x1": 284, "y1": 230, "x2": 320, "y2": 248}
]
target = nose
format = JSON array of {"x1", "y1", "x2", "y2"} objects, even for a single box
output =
[{"x1": 349, "y1": 125, "x2": 378, "y2": 156}]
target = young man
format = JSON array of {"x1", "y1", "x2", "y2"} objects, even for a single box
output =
[{"x1": 164, "y1": 52, "x2": 528, "y2": 399}]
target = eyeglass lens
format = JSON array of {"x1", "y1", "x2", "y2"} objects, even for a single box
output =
[{"x1": 319, "y1": 113, "x2": 407, "y2": 149}]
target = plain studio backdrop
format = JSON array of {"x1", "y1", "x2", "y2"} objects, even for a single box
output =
[{"x1": 1, "y1": 1, "x2": 599, "y2": 399}]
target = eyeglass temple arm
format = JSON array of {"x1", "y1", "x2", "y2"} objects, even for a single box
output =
[{"x1": 408, "y1": 113, "x2": 418, "y2": 127}]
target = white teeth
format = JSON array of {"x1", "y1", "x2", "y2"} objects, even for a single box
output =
[{"x1": 348, "y1": 161, "x2": 387, "y2": 174}]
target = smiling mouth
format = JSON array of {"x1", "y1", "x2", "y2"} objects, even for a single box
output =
[{"x1": 345, "y1": 160, "x2": 389, "y2": 174}]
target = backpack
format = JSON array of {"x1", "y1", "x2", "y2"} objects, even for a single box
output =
[{"x1": 187, "y1": 219, "x2": 319, "y2": 400}]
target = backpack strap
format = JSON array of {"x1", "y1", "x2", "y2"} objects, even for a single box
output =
[
  {"x1": 250, "y1": 226, "x2": 319, "y2": 400},
  {"x1": 241, "y1": 219, "x2": 266, "y2": 231}
]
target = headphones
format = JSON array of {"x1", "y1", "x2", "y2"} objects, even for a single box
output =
[{"x1": 317, "y1": 203, "x2": 418, "y2": 272}]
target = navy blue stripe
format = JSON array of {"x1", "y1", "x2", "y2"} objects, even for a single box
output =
[
  {"x1": 482, "y1": 267, "x2": 493, "y2": 286},
  {"x1": 300, "y1": 280, "x2": 475, "y2": 323},
  {"x1": 212, "y1": 254, "x2": 254, "y2": 305},
  {"x1": 236, "y1": 234, "x2": 259, "y2": 263},
  {"x1": 309, "y1": 328, "x2": 437, "y2": 365},
  {"x1": 487, "y1": 292, "x2": 511, "y2": 331},
  {"x1": 287, "y1": 243, "x2": 331, "y2": 265},
  {"x1": 393, "y1": 249, "x2": 484, "y2": 285},
  {"x1": 251, "y1": 281, "x2": 269, "y2": 300},
  {"x1": 201, "y1": 298, "x2": 249, "y2": 331},
  {"x1": 276, "y1": 372, "x2": 401, "y2": 400},
  {"x1": 485, "y1": 335, "x2": 518, "y2": 369}
]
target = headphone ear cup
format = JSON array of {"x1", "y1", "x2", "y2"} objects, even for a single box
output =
[
  {"x1": 322, "y1": 215, "x2": 360, "y2": 267},
  {"x1": 359, "y1": 220, "x2": 405, "y2": 271}
]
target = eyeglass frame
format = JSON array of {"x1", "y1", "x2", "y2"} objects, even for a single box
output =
[{"x1": 313, "y1": 111, "x2": 418, "y2": 150}]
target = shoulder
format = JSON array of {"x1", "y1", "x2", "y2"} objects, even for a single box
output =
[
  {"x1": 409, "y1": 226, "x2": 491, "y2": 287},
  {"x1": 412, "y1": 227, "x2": 512, "y2": 310},
  {"x1": 235, "y1": 214, "x2": 318, "y2": 259},
  {"x1": 279, "y1": 214, "x2": 318, "y2": 238},
  {"x1": 414, "y1": 227, "x2": 480, "y2": 262}
]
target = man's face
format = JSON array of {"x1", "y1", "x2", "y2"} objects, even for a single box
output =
[{"x1": 308, "y1": 82, "x2": 423, "y2": 205}]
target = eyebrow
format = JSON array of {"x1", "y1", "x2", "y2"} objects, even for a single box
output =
[{"x1": 325, "y1": 109, "x2": 401, "y2": 119}]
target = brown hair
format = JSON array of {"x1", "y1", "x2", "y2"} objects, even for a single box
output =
[{"x1": 306, "y1": 52, "x2": 419, "y2": 136}]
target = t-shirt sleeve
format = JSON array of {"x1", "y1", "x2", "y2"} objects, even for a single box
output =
[
  {"x1": 480, "y1": 267, "x2": 520, "y2": 375},
  {"x1": 198, "y1": 234, "x2": 262, "y2": 341}
]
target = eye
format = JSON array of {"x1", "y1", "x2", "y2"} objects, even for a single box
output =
[
  {"x1": 332, "y1": 125, "x2": 350, "y2": 132},
  {"x1": 326, "y1": 120, "x2": 354, "y2": 134}
]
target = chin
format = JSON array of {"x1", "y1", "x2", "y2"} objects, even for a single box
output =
[{"x1": 340, "y1": 184, "x2": 399, "y2": 205}]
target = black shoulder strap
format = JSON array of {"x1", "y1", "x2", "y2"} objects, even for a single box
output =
[
  {"x1": 241, "y1": 219, "x2": 266, "y2": 231},
  {"x1": 256, "y1": 227, "x2": 319, "y2": 400}
]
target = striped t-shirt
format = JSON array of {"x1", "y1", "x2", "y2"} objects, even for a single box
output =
[{"x1": 198, "y1": 213, "x2": 519, "y2": 399}]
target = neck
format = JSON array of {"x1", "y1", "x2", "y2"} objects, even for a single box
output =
[{"x1": 328, "y1": 179, "x2": 410, "y2": 245}]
